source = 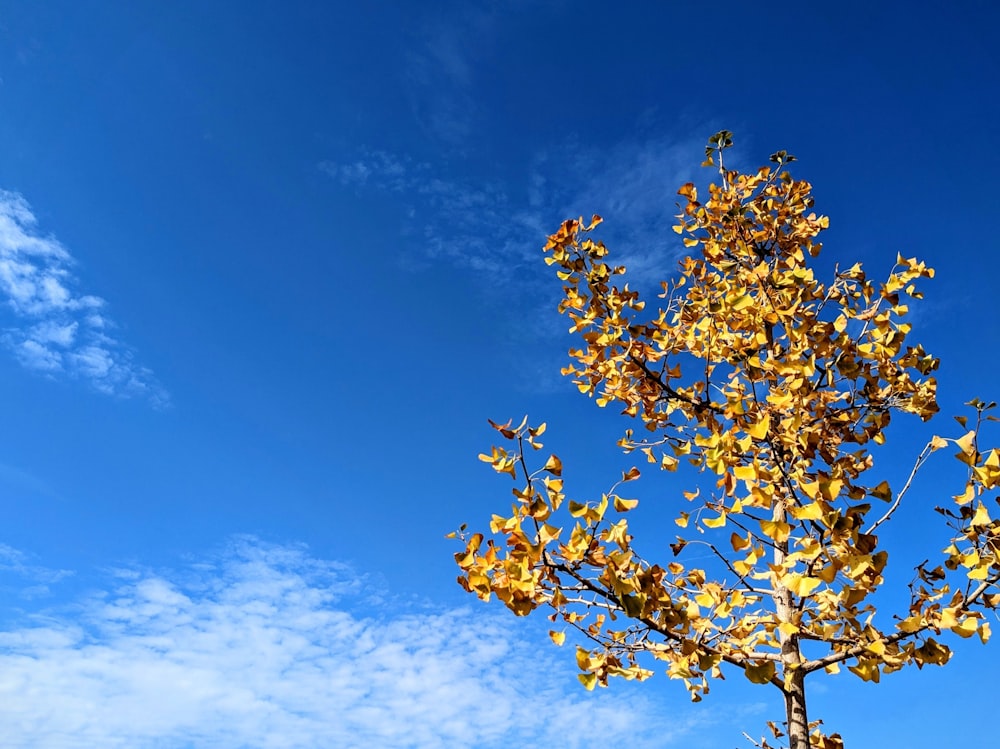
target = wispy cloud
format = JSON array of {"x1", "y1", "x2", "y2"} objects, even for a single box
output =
[
  {"x1": 321, "y1": 149, "x2": 523, "y2": 275},
  {"x1": 0, "y1": 544, "x2": 73, "y2": 600},
  {"x1": 403, "y1": 7, "x2": 499, "y2": 146},
  {"x1": 0, "y1": 537, "x2": 703, "y2": 748},
  {"x1": 0, "y1": 191, "x2": 167, "y2": 405},
  {"x1": 321, "y1": 131, "x2": 703, "y2": 287},
  {"x1": 320, "y1": 132, "x2": 705, "y2": 396},
  {"x1": 534, "y1": 135, "x2": 702, "y2": 277}
]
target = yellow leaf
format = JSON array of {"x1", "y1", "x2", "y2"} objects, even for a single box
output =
[
  {"x1": 939, "y1": 607, "x2": 959, "y2": 628},
  {"x1": 816, "y1": 565, "x2": 837, "y2": 583},
  {"x1": 955, "y1": 430, "x2": 977, "y2": 456},
  {"x1": 914, "y1": 638, "x2": 950, "y2": 665},
  {"x1": 731, "y1": 293, "x2": 753, "y2": 311},
  {"x1": 789, "y1": 502, "x2": 823, "y2": 521},
  {"x1": 784, "y1": 574, "x2": 822, "y2": 597},
  {"x1": 538, "y1": 523, "x2": 562, "y2": 543},
  {"x1": 954, "y1": 483, "x2": 976, "y2": 505},
  {"x1": 819, "y1": 478, "x2": 844, "y2": 501},
  {"x1": 778, "y1": 621, "x2": 799, "y2": 636},
  {"x1": 744, "y1": 661, "x2": 776, "y2": 684},
  {"x1": 951, "y1": 618, "x2": 978, "y2": 639},
  {"x1": 799, "y1": 480, "x2": 820, "y2": 500},
  {"x1": 613, "y1": 496, "x2": 639, "y2": 512},
  {"x1": 896, "y1": 615, "x2": 923, "y2": 633},
  {"x1": 578, "y1": 672, "x2": 598, "y2": 691},
  {"x1": 695, "y1": 591, "x2": 715, "y2": 608},
  {"x1": 760, "y1": 520, "x2": 791, "y2": 543},
  {"x1": 703, "y1": 513, "x2": 727, "y2": 529},
  {"x1": 848, "y1": 660, "x2": 880, "y2": 683},
  {"x1": 593, "y1": 494, "x2": 609, "y2": 522},
  {"x1": 869, "y1": 480, "x2": 892, "y2": 503},
  {"x1": 621, "y1": 466, "x2": 641, "y2": 482},
  {"x1": 549, "y1": 630, "x2": 566, "y2": 646},
  {"x1": 748, "y1": 414, "x2": 770, "y2": 440},
  {"x1": 543, "y1": 454, "x2": 563, "y2": 476},
  {"x1": 865, "y1": 639, "x2": 886, "y2": 656},
  {"x1": 661, "y1": 454, "x2": 679, "y2": 471},
  {"x1": 730, "y1": 532, "x2": 750, "y2": 551}
]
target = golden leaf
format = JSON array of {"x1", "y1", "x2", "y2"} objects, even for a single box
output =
[
  {"x1": 950, "y1": 618, "x2": 978, "y2": 639},
  {"x1": 760, "y1": 520, "x2": 791, "y2": 543},
  {"x1": 869, "y1": 480, "x2": 892, "y2": 503},
  {"x1": 703, "y1": 513, "x2": 727, "y2": 529},
  {"x1": 789, "y1": 502, "x2": 824, "y2": 521},
  {"x1": 955, "y1": 430, "x2": 977, "y2": 455},
  {"x1": 783, "y1": 574, "x2": 822, "y2": 597},
  {"x1": 613, "y1": 496, "x2": 639, "y2": 512},
  {"x1": 744, "y1": 661, "x2": 776, "y2": 684},
  {"x1": 621, "y1": 466, "x2": 641, "y2": 482}
]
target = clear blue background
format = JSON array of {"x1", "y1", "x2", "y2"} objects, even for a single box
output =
[{"x1": 0, "y1": 2, "x2": 997, "y2": 746}]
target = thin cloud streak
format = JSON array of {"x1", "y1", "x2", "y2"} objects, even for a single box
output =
[
  {"x1": 536, "y1": 134, "x2": 701, "y2": 281},
  {"x1": 0, "y1": 190, "x2": 167, "y2": 406},
  {"x1": 321, "y1": 131, "x2": 704, "y2": 288},
  {"x1": 0, "y1": 544, "x2": 73, "y2": 601},
  {"x1": 0, "y1": 537, "x2": 699, "y2": 749},
  {"x1": 403, "y1": 7, "x2": 498, "y2": 146},
  {"x1": 320, "y1": 131, "x2": 708, "y2": 394}
]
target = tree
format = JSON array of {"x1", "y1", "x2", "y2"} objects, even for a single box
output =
[{"x1": 451, "y1": 133, "x2": 1000, "y2": 749}]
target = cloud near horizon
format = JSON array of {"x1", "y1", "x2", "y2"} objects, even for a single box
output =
[
  {"x1": 0, "y1": 190, "x2": 167, "y2": 406},
  {"x1": 0, "y1": 537, "x2": 701, "y2": 749}
]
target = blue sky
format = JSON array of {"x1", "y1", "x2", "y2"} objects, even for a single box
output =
[{"x1": 0, "y1": 1, "x2": 998, "y2": 746}]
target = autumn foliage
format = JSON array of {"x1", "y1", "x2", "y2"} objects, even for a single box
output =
[{"x1": 452, "y1": 133, "x2": 999, "y2": 749}]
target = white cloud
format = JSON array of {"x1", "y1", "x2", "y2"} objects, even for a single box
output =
[
  {"x1": 321, "y1": 130, "x2": 703, "y2": 290},
  {"x1": 0, "y1": 537, "x2": 702, "y2": 749},
  {"x1": 403, "y1": 8, "x2": 497, "y2": 146},
  {"x1": 536, "y1": 135, "x2": 701, "y2": 277},
  {"x1": 0, "y1": 190, "x2": 167, "y2": 405},
  {"x1": 29, "y1": 320, "x2": 78, "y2": 346},
  {"x1": 318, "y1": 150, "x2": 412, "y2": 191},
  {"x1": 0, "y1": 544, "x2": 73, "y2": 601},
  {"x1": 319, "y1": 132, "x2": 707, "y2": 393},
  {"x1": 15, "y1": 338, "x2": 63, "y2": 371}
]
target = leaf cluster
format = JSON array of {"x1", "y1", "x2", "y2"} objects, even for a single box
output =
[{"x1": 452, "y1": 142, "x2": 1000, "y2": 719}]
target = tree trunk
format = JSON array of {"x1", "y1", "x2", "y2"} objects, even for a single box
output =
[
  {"x1": 783, "y1": 665, "x2": 809, "y2": 749},
  {"x1": 773, "y1": 489, "x2": 809, "y2": 749}
]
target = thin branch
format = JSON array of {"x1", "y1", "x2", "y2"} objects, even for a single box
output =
[
  {"x1": 685, "y1": 539, "x2": 771, "y2": 595},
  {"x1": 626, "y1": 350, "x2": 721, "y2": 414},
  {"x1": 801, "y1": 571, "x2": 1000, "y2": 674},
  {"x1": 866, "y1": 440, "x2": 935, "y2": 533},
  {"x1": 547, "y1": 556, "x2": 782, "y2": 683}
]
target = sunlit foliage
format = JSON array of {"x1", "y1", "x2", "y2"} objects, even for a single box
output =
[{"x1": 452, "y1": 134, "x2": 999, "y2": 749}]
